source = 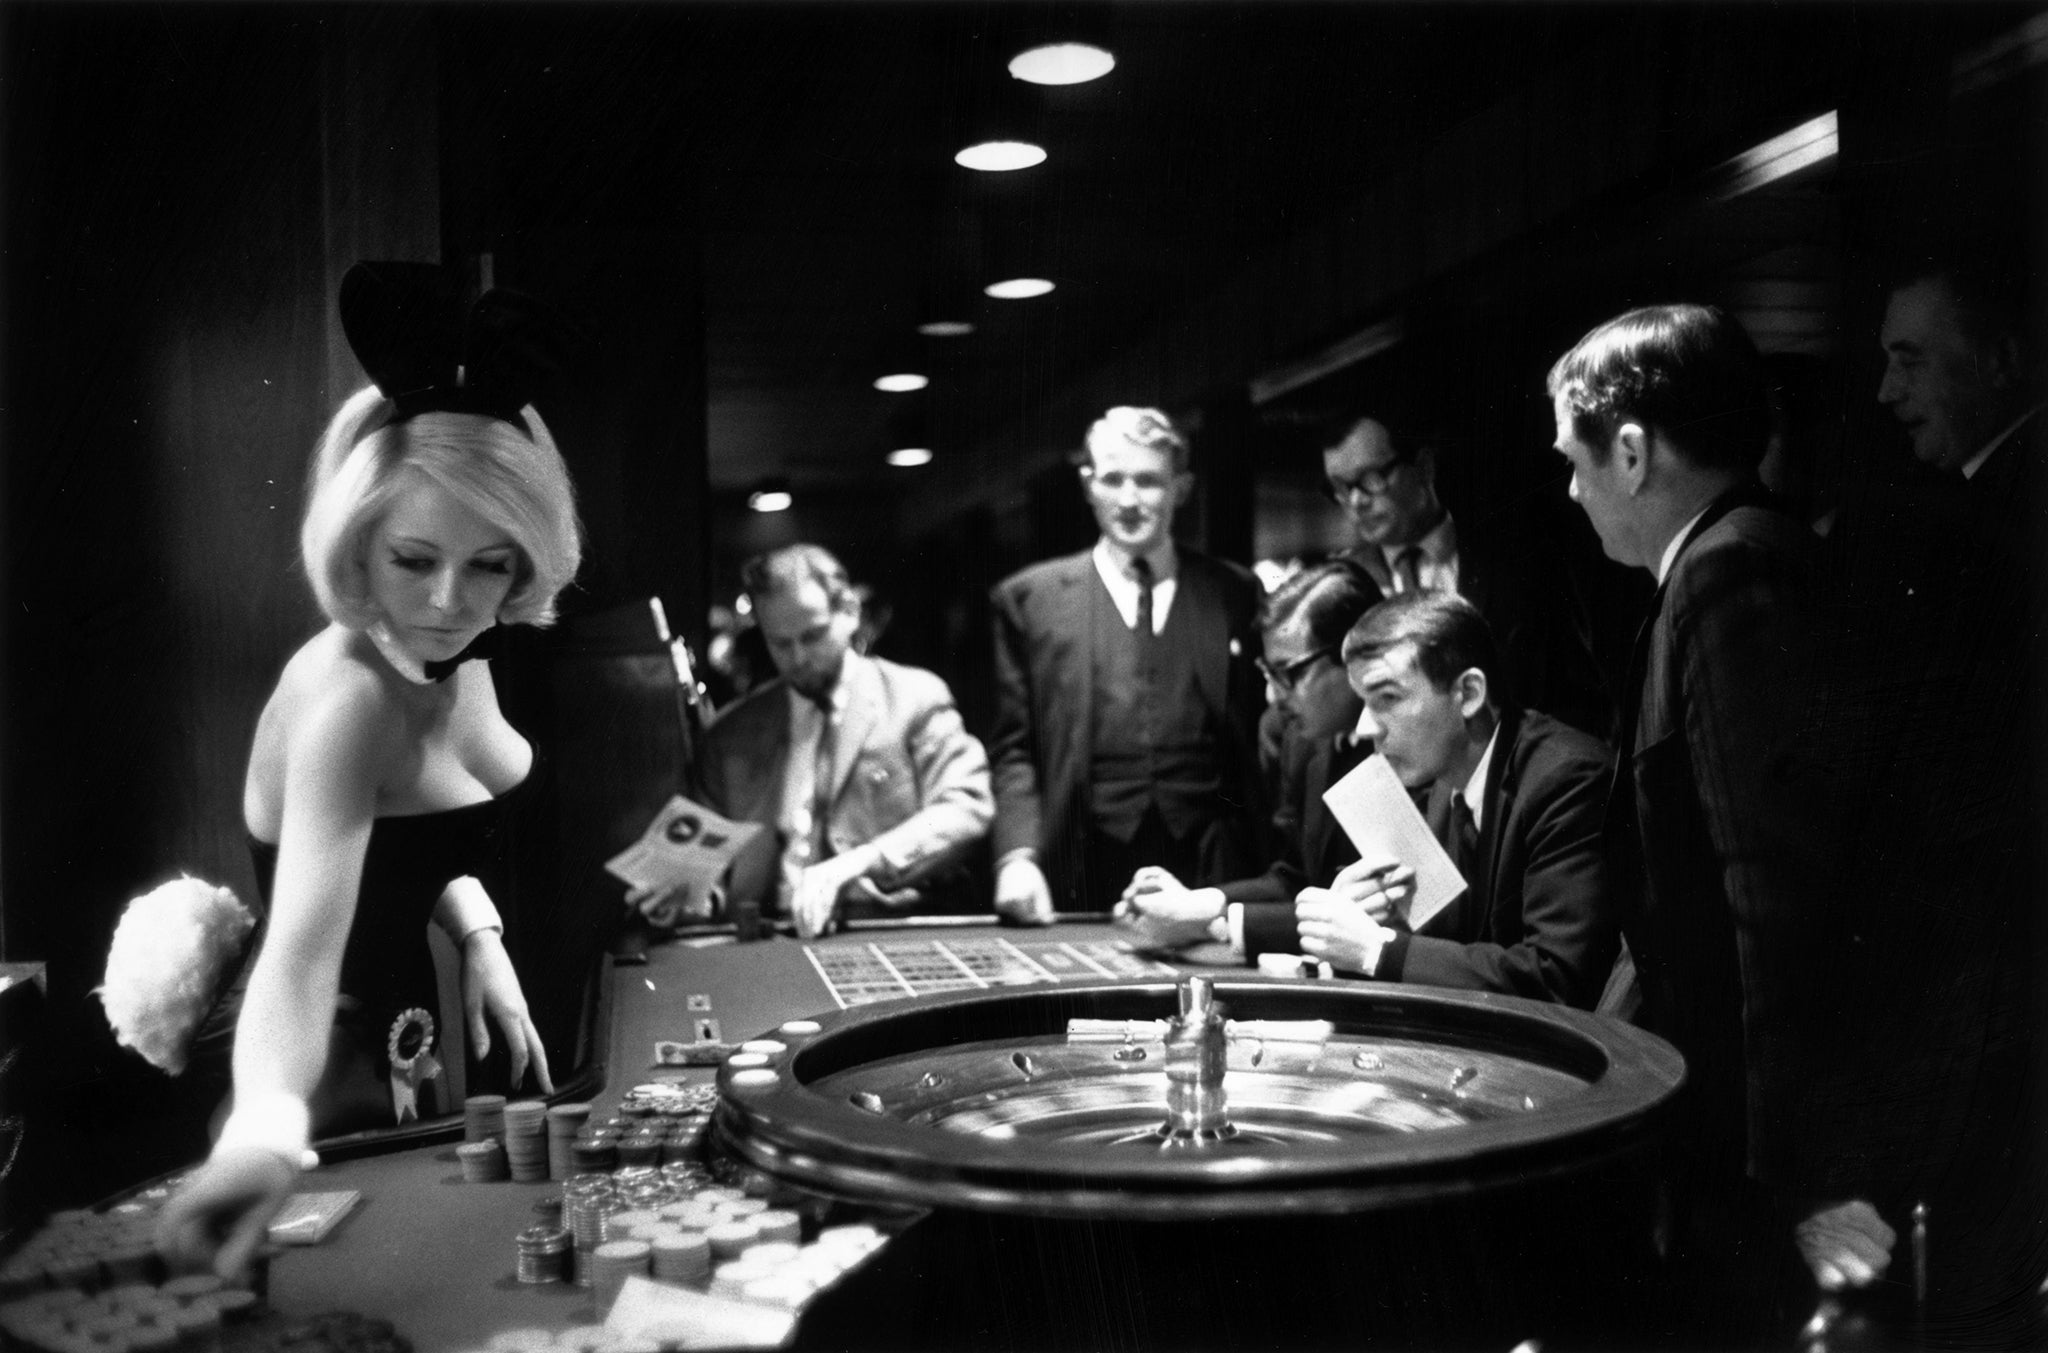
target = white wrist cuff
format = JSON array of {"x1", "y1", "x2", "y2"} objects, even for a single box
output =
[
  {"x1": 217, "y1": 1090, "x2": 311, "y2": 1167},
  {"x1": 433, "y1": 877, "x2": 503, "y2": 945}
]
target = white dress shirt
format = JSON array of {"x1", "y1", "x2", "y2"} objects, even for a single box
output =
[
  {"x1": 776, "y1": 651, "x2": 871, "y2": 910},
  {"x1": 1381, "y1": 514, "x2": 1461, "y2": 595},
  {"x1": 1092, "y1": 537, "x2": 1179, "y2": 633}
]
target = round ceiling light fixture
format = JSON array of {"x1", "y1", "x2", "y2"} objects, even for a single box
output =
[
  {"x1": 887, "y1": 447, "x2": 934, "y2": 468},
  {"x1": 917, "y1": 320, "x2": 975, "y2": 338},
  {"x1": 873, "y1": 373, "x2": 930, "y2": 393},
  {"x1": 984, "y1": 277, "x2": 1056, "y2": 300},
  {"x1": 1008, "y1": 42, "x2": 1116, "y2": 86},
  {"x1": 747, "y1": 488, "x2": 793, "y2": 513},
  {"x1": 954, "y1": 140, "x2": 1047, "y2": 172}
]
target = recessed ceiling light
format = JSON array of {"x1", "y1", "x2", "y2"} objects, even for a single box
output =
[
  {"x1": 984, "y1": 277, "x2": 1055, "y2": 300},
  {"x1": 918, "y1": 320, "x2": 975, "y2": 338},
  {"x1": 1008, "y1": 42, "x2": 1115, "y2": 86},
  {"x1": 873, "y1": 373, "x2": 929, "y2": 393},
  {"x1": 954, "y1": 140, "x2": 1047, "y2": 172},
  {"x1": 748, "y1": 489, "x2": 792, "y2": 513},
  {"x1": 887, "y1": 447, "x2": 934, "y2": 468}
]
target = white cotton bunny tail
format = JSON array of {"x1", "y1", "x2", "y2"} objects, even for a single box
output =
[{"x1": 95, "y1": 875, "x2": 255, "y2": 1075}]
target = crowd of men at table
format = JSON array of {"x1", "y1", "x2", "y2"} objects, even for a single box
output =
[{"x1": 670, "y1": 250, "x2": 2046, "y2": 1347}]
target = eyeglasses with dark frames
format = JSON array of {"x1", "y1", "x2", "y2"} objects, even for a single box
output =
[
  {"x1": 1256, "y1": 645, "x2": 1339, "y2": 694},
  {"x1": 1323, "y1": 451, "x2": 1416, "y2": 503}
]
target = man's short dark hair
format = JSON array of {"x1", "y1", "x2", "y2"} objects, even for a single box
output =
[
  {"x1": 1546, "y1": 303, "x2": 1770, "y2": 473},
  {"x1": 740, "y1": 543, "x2": 853, "y2": 610},
  {"x1": 1342, "y1": 591, "x2": 1500, "y2": 697},
  {"x1": 1258, "y1": 558, "x2": 1379, "y2": 651}
]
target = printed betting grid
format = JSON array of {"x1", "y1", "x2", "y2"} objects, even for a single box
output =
[{"x1": 804, "y1": 937, "x2": 1178, "y2": 1008}]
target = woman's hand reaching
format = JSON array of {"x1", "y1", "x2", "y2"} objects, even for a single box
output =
[
  {"x1": 155, "y1": 1145, "x2": 299, "y2": 1281},
  {"x1": 461, "y1": 928, "x2": 553, "y2": 1094}
]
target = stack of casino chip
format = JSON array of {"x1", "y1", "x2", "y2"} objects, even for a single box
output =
[
  {"x1": 464, "y1": 1093, "x2": 508, "y2": 1145},
  {"x1": 646, "y1": 1230, "x2": 712, "y2": 1287},
  {"x1": 514, "y1": 1225, "x2": 572, "y2": 1285},
  {"x1": 502, "y1": 1100, "x2": 550, "y2": 1182},
  {"x1": 458, "y1": 1138, "x2": 510, "y2": 1183},
  {"x1": 545, "y1": 1103, "x2": 590, "y2": 1182},
  {"x1": 561, "y1": 1177, "x2": 616, "y2": 1286},
  {"x1": 586, "y1": 1239, "x2": 650, "y2": 1315}
]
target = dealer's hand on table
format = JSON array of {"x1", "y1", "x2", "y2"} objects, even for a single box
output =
[
  {"x1": 156, "y1": 1144, "x2": 298, "y2": 1281},
  {"x1": 1795, "y1": 1199, "x2": 1896, "y2": 1290},
  {"x1": 994, "y1": 856, "x2": 1056, "y2": 926},
  {"x1": 462, "y1": 927, "x2": 554, "y2": 1094},
  {"x1": 1293, "y1": 890, "x2": 1396, "y2": 976},
  {"x1": 1325, "y1": 856, "x2": 1416, "y2": 924},
  {"x1": 792, "y1": 853, "x2": 874, "y2": 939},
  {"x1": 1113, "y1": 867, "x2": 1222, "y2": 952}
]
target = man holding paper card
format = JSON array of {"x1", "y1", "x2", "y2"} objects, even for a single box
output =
[
  {"x1": 691, "y1": 544, "x2": 994, "y2": 937},
  {"x1": 1120, "y1": 591, "x2": 1617, "y2": 1010}
]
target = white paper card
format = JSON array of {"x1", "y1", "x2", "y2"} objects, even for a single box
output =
[
  {"x1": 605, "y1": 795, "x2": 764, "y2": 897},
  {"x1": 1320, "y1": 752, "x2": 1467, "y2": 932},
  {"x1": 605, "y1": 1274, "x2": 796, "y2": 1348}
]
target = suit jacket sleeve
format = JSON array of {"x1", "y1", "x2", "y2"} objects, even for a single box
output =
[
  {"x1": 1672, "y1": 528, "x2": 1835, "y2": 1189},
  {"x1": 860, "y1": 677, "x2": 995, "y2": 888},
  {"x1": 1380, "y1": 745, "x2": 1615, "y2": 1007},
  {"x1": 988, "y1": 580, "x2": 1043, "y2": 860}
]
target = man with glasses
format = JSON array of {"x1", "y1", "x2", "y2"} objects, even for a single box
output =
[
  {"x1": 1322, "y1": 414, "x2": 1610, "y2": 736},
  {"x1": 1120, "y1": 590, "x2": 1616, "y2": 1011},
  {"x1": 989, "y1": 407, "x2": 1266, "y2": 922}
]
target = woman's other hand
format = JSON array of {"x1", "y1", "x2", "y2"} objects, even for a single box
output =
[
  {"x1": 155, "y1": 1145, "x2": 298, "y2": 1281},
  {"x1": 461, "y1": 929, "x2": 553, "y2": 1094}
]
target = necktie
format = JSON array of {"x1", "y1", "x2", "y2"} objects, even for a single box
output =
[
  {"x1": 808, "y1": 692, "x2": 837, "y2": 864},
  {"x1": 1132, "y1": 556, "x2": 1157, "y2": 658},
  {"x1": 1394, "y1": 547, "x2": 1424, "y2": 594},
  {"x1": 1450, "y1": 794, "x2": 1484, "y2": 916}
]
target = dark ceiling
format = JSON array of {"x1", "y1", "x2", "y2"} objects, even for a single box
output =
[{"x1": 455, "y1": 3, "x2": 1624, "y2": 494}]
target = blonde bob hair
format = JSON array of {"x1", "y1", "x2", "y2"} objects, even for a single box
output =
[{"x1": 301, "y1": 385, "x2": 583, "y2": 629}]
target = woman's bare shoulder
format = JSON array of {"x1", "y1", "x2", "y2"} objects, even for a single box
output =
[{"x1": 258, "y1": 629, "x2": 409, "y2": 776}]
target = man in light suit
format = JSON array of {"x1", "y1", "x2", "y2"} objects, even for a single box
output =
[
  {"x1": 989, "y1": 407, "x2": 1266, "y2": 921},
  {"x1": 695, "y1": 544, "x2": 993, "y2": 937},
  {"x1": 1548, "y1": 303, "x2": 1857, "y2": 1343},
  {"x1": 1122, "y1": 591, "x2": 1616, "y2": 1010}
]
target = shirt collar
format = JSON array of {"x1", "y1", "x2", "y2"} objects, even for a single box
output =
[
  {"x1": 786, "y1": 649, "x2": 867, "y2": 721},
  {"x1": 1381, "y1": 511, "x2": 1457, "y2": 571},
  {"x1": 1655, "y1": 502, "x2": 1714, "y2": 585},
  {"x1": 1461, "y1": 725, "x2": 1500, "y2": 832},
  {"x1": 1960, "y1": 403, "x2": 2043, "y2": 481},
  {"x1": 1095, "y1": 534, "x2": 1178, "y2": 584}
]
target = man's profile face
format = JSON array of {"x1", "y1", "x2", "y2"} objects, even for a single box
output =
[
  {"x1": 1322, "y1": 419, "x2": 1436, "y2": 549},
  {"x1": 1349, "y1": 642, "x2": 1468, "y2": 789},
  {"x1": 1261, "y1": 611, "x2": 1357, "y2": 743},
  {"x1": 756, "y1": 578, "x2": 857, "y2": 699},
  {"x1": 1553, "y1": 395, "x2": 1639, "y2": 569},
  {"x1": 1083, "y1": 437, "x2": 1188, "y2": 557},
  {"x1": 1877, "y1": 279, "x2": 2010, "y2": 473}
]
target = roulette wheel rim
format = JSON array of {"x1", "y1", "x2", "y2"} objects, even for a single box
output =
[{"x1": 713, "y1": 976, "x2": 1684, "y2": 1220}]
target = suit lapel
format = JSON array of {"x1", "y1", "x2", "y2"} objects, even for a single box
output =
[
  {"x1": 1069, "y1": 554, "x2": 1097, "y2": 768},
  {"x1": 820, "y1": 659, "x2": 879, "y2": 810},
  {"x1": 734, "y1": 687, "x2": 793, "y2": 825},
  {"x1": 1175, "y1": 554, "x2": 1229, "y2": 715},
  {"x1": 1476, "y1": 707, "x2": 1522, "y2": 918}
]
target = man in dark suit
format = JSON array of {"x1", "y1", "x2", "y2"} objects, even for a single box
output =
[
  {"x1": 1548, "y1": 303, "x2": 1859, "y2": 1342},
  {"x1": 1796, "y1": 247, "x2": 2045, "y2": 1343},
  {"x1": 693, "y1": 545, "x2": 993, "y2": 937},
  {"x1": 1123, "y1": 591, "x2": 1617, "y2": 1010},
  {"x1": 989, "y1": 407, "x2": 1266, "y2": 920},
  {"x1": 1320, "y1": 414, "x2": 1611, "y2": 736}
]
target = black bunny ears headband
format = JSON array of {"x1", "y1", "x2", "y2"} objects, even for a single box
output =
[{"x1": 339, "y1": 260, "x2": 576, "y2": 436}]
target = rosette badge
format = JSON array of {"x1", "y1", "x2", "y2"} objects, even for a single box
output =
[{"x1": 96, "y1": 875, "x2": 255, "y2": 1075}]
